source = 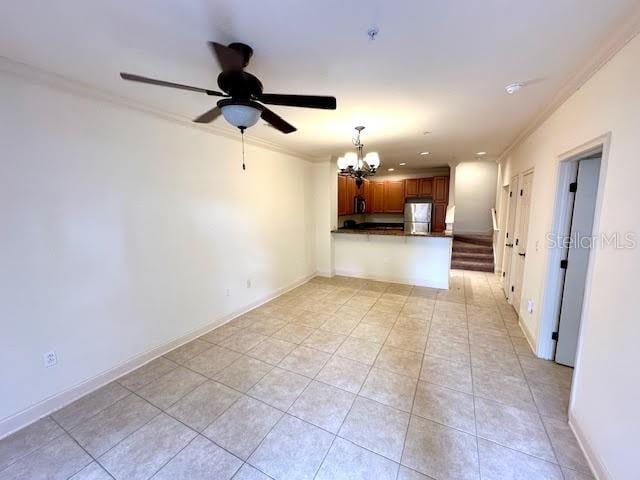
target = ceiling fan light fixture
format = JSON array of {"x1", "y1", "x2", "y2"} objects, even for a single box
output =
[{"x1": 218, "y1": 99, "x2": 263, "y2": 129}]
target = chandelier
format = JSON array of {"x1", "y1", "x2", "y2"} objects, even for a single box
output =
[{"x1": 337, "y1": 126, "x2": 380, "y2": 187}]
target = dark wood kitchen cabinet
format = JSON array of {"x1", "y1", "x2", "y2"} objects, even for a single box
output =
[
  {"x1": 434, "y1": 176, "x2": 449, "y2": 203},
  {"x1": 362, "y1": 179, "x2": 372, "y2": 213},
  {"x1": 337, "y1": 175, "x2": 348, "y2": 215},
  {"x1": 383, "y1": 180, "x2": 405, "y2": 213},
  {"x1": 371, "y1": 181, "x2": 385, "y2": 213},
  {"x1": 347, "y1": 176, "x2": 357, "y2": 214},
  {"x1": 433, "y1": 203, "x2": 447, "y2": 232},
  {"x1": 405, "y1": 178, "x2": 419, "y2": 197},
  {"x1": 338, "y1": 175, "x2": 359, "y2": 215},
  {"x1": 419, "y1": 178, "x2": 433, "y2": 197}
]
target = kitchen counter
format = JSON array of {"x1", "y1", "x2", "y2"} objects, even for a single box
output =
[
  {"x1": 331, "y1": 227, "x2": 453, "y2": 289},
  {"x1": 332, "y1": 228, "x2": 452, "y2": 238}
]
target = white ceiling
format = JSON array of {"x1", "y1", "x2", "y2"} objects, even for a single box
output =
[{"x1": 1, "y1": 0, "x2": 637, "y2": 167}]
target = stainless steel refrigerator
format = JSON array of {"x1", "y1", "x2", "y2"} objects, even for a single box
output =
[{"x1": 404, "y1": 199, "x2": 432, "y2": 234}]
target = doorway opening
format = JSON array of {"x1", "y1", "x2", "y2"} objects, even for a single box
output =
[
  {"x1": 553, "y1": 154, "x2": 601, "y2": 366},
  {"x1": 538, "y1": 135, "x2": 609, "y2": 366}
]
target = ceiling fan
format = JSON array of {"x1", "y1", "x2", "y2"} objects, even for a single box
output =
[{"x1": 120, "y1": 42, "x2": 337, "y2": 134}]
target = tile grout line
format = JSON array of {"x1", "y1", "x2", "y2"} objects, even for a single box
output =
[
  {"x1": 46, "y1": 415, "x2": 117, "y2": 480},
  {"x1": 7, "y1": 272, "x2": 580, "y2": 479},
  {"x1": 395, "y1": 285, "x2": 433, "y2": 480},
  {"x1": 464, "y1": 270, "x2": 484, "y2": 480},
  {"x1": 309, "y1": 283, "x2": 410, "y2": 480}
]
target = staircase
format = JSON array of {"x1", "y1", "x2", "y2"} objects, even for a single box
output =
[{"x1": 451, "y1": 234, "x2": 494, "y2": 272}]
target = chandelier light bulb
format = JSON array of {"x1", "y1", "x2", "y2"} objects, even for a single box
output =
[
  {"x1": 344, "y1": 152, "x2": 358, "y2": 168},
  {"x1": 365, "y1": 152, "x2": 380, "y2": 169},
  {"x1": 337, "y1": 156, "x2": 348, "y2": 170}
]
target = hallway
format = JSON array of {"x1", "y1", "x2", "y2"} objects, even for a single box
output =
[{"x1": 0, "y1": 271, "x2": 592, "y2": 480}]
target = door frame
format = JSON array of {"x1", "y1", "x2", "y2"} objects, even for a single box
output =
[
  {"x1": 537, "y1": 133, "x2": 611, "y2": 360},
  {"x1": 502, "y1": 175, "x2": 520, "y2": 299},
  {"x1": 495, "y1": 185, "x2": 510, "y2": 276}
]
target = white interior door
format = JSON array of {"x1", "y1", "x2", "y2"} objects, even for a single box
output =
[
  {"x1": 511, "y1": 172, "x2": 534, "y2": 310},
  {"x1": 555, "y1": 157, "x2": 601, "y2": 367},
  {"x1": 502, "y1": 176, "x2": 518, "y2": 297}
]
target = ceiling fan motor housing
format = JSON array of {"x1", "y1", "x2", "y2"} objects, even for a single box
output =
[{"x1": 217, "y1": 71, "x2": 263, "y2": 99}]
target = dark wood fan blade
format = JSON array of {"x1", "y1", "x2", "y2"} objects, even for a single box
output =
[
  {"x1": 261, "y1": 107, "x2": 297, "y2": 134},
  {"x1": 259, "y1": 93, "x2": 336, "y2": 110},
  {"x1": 193, "y1": 107, "x2": 222, "y2": 123},
  {"x1": 120, "y1": 73, "x2": 225, "y2": 96},
  {"x1": 208, "y1": 42, "x2": 245, "y2": 72}
]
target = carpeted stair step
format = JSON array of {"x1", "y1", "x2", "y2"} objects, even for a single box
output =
[
  {"x1": 451, "y1": 259, "x2": 495, "y2": 272},
  {"x1": 452, "y1": 251, "x2": 494, "y2": 261},
  {"x1": 451, "y1": 234, "x2": 495, "y2": 272},
  {"x1": 453, "y1": 243, "x2": 493, "y2": 254},
  {"x1": 453, "y1": 234, "x2": 493, "y2": 247}
]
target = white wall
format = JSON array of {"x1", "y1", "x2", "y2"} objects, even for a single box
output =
[
  {"x1": 333, "y1": 234, "x2": 452, "y2": 289},
  {"x1": 0, "y1": 64, "x2": 317, "y2": 433},
  {"x1": 498, "y1": 32, "x2": 640, "y2": 480},
  {"x1": 453, "y1": 161, "x2": 498, "y2": 234}
]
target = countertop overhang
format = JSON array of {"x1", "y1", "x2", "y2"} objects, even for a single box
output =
[{"x1": 331, "y1": 228, "x2": 452, "y2": 238}]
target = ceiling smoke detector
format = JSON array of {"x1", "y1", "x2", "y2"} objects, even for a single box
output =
[
  {"x1": 367, "y1": 27, "x2": 379, "y2": 41},
  {"x1": 505, "y1": 82, "x2": 524, "y2": 94}
]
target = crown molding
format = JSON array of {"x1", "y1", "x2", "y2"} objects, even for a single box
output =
[
  {"x1": 498, "y1": 7, "x2": 640, "y2": 164},
  {"x1": 0, "y1": 56, "x2": 321, "y2": 162}
]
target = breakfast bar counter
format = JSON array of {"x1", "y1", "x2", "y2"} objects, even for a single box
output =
[{"x1": 331, "y1": 229, "x2": 452, "y2": 289}]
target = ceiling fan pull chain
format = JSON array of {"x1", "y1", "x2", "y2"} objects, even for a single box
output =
[{"x1": 240, "y1": 127, "x2": 246, "y2": 170}]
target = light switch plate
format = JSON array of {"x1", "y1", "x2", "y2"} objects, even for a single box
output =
[{"x1": 527, "y1": 299, "x2": 534, "y2": 314}]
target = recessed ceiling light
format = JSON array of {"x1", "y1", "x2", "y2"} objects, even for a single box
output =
[
  {"x1": 505, "y1": 82, "x2": 524, "y2": 94},
  {"x1": 476, "y1": 151, "x2": 487, "y2": 156},
  {"x1": 387, "y1": 168, "x2": 395, "y2": 171},
  {"x1": 420, "y1": 151, "x2": 430, "y2": 155},
  {"x1": 399, "y1": 162, "x2": 406, "y2": 166}
]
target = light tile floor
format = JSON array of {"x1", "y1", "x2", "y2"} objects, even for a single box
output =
[{"x1": 0, "y1": 271, "x2": 594, "y2": 480}]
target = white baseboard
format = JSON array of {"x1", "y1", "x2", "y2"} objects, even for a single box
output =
[
  {"x1": 0, "y1": 272, "x2": 316, "y2": 439},
  {"x1": 315, "y1": 270, "x2": 334, "y2": 278},
  {"x1": 568, "y1": 410, "x2": 610, "y2": 480},
  {"x1": 518, "y1": 317, "x2": 540, "y2": 357},
  {"x1": 333, "y1": 269, "x2": 449, "y2": 290}
]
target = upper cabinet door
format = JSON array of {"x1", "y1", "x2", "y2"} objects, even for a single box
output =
[
  {"x1": 384, "y1": 180, "x2": 405, "y2": 213},
  {"x1": 362, "y1": 179, "x2": 372, "y2": 213},
  {"x1": 337, "y1": 175, "x2": 348, "y2": 215},
  {"x1": 419, "y1": 178, "x2": 433, "y2": 197},
  {"x1": 405, "y1": 178, "x2": 419, "y2": 197},
  {"x1": 347, "y1": 176, "x2": 357, "y2": 214},
  {"x1": 434, "y1": 176, "x2": 449, "y2": 203},
  {"x1": 372, "y1": 182, "x2": 385, "y2": 213}
]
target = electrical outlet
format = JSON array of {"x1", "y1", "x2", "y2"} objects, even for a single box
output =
[
  {"x1": 527, "y1": 299, "x2": 534, "y2": 314},
  {"x1": 43, "y1": 350, "x2": 57, "y2": 368},
  {"x1": 246, "y1": 279, "x2": 252, "y2": 288}
]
